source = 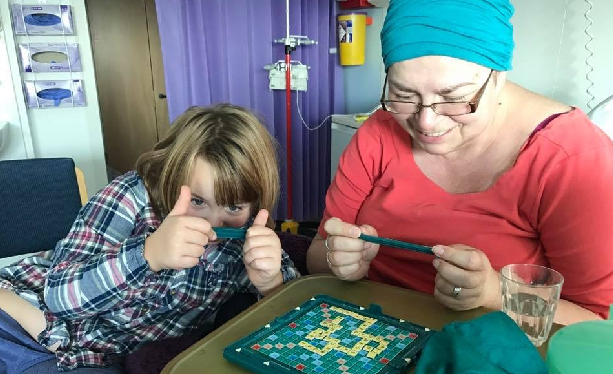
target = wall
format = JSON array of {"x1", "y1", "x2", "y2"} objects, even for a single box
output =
[
  {"x1": 341, "y1": 7, "x2": 386, "y2": 114},
  {"x1": 341, "y1": 0, "x2": 613, "y2": 114},
  {"x1": 0, "y1": 2, "x2": 33, "y2": 159},
  {"x1": 510, "y1": 0, "x2": 613, "y2": 111},
  {"x1": 0, "y1": 0, "x2": 108, "y2": 197}
]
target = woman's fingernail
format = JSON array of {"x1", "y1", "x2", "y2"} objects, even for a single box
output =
[
  {"x1": 432, "y1": 245, "x2": 444, "y2": 257},
  {"x1": 350, "y1": 228, "x2": 360, "y2": 237},
  {"x1": 433, "y1": 258, "x2": 440, "y2": 269}
]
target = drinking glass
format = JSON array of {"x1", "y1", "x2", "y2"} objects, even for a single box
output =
[{"x1": 501, "y1": 264, "x2": 564, "y2": 346}]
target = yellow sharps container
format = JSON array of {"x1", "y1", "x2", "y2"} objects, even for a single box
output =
[{"x1": 338, "y1": 13, "x2": 367, "y2": 66}]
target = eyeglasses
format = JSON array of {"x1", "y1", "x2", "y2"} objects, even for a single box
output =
[{"x1": 380, "y1": 69, "x2": 494, "y2": 116}]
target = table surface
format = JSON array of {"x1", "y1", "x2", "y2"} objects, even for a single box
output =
[{"x1": 162, "y1": 274, "x2": 559, "y2": 374}]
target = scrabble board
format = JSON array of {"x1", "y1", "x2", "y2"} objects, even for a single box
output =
[{"x1": 223, "y1": 295, "x2": 434, "y2": 374}]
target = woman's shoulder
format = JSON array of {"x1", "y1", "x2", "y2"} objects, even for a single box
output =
[
  {"x1": 358, "y1": 109, "x2": 411, "y2": 144},
  {"x1": 359, "y1": 109, "x2": 395, "y2": 131},
  {"x1": 536, "y1": 108, "x2": 611, "y2": 155},
  {"x1": 508, "y1": 84, "x2": 572, "y2": 125},
  {"x1": 510, "y1": 85, "x2": 609, "y2": 153}
]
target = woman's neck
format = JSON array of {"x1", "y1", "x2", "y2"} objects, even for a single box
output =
[{"x1": 435, "y1": 89, "x2": 512, "y2": 168}]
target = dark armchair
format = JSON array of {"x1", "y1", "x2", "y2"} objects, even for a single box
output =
[{"x1": 0, "y1": 158, "x2": 85, "y2": 260}]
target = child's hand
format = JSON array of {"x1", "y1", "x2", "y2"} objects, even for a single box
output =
[
  {"x1": 243, "y1": 209, "x2": 283, "y2": 295},
  {"x1": 144, "y1": 186, "x2": 217, "y2": 272}
]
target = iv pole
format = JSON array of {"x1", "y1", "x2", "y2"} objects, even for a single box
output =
[
  {"x1": 281, "y1": 0, "x2": 298, "y2": 234},
  {"x1": 266, "y1": 0, "x2": 315, "y2": 234},
  {"x1": 280, "y1": 0, "x2": 303, "y2": 234}
]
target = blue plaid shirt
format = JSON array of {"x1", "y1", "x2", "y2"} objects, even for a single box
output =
[{"x1": 0, "y1": 171, "x2": 299, "y2": 371}]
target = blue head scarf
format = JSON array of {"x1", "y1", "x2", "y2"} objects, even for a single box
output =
[{"x1": 381, "y1": 0, "x2": 515, "y2": 72}]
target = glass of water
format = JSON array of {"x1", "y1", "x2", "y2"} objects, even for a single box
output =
[{"x1": 501, "y1": 264, "x2": 564, "y2": 347}]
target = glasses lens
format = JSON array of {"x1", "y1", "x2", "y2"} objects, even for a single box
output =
[
  {"x1": 387, "y1": 101, "x2": 420, "y2": 114},
  {"x1": 434, "y1": 103, "x2": 472, "y2": 116}
]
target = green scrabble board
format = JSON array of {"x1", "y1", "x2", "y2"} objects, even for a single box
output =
[{"x1": 224, "y1": 295, "x2": 434, "y2": 374}]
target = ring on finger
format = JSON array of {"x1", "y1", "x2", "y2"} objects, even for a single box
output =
[
  {"x1": 452, "y1": 285, "x2": 462, "y2": 299},
  {"x1": 325, "y1": 236, "x2": 332, "y2": 251},
  {"x1": 326, "y1": 250, "x2": 333, "y2": 268}
]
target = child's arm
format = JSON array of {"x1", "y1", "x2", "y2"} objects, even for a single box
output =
[{"x1": 43, "y1": 175, "x2": 156, "y2": 319}]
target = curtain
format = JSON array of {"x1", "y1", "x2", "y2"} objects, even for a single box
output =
[{"x1": 155, "y1": 0, "x2": 344, "y2": 222}]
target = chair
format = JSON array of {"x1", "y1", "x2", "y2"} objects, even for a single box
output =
[
  {"x1": 75, "y1": 166, "x2": 88, "y2": 205},
  {"x1": 0, "y1": 158, "x2": 87, "y2": 264}
]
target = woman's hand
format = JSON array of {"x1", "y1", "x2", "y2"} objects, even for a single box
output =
[
  {"x1": 432, "y1": 244, "x2": 502, "y2": 311},
  {"x1": 144, "y1": 186, "x2": 217, "y2": 272},
  {"x1": 243, "y1": 209, "x2": 283, "y2": 295},
  {"x1": 323, "y1": 217, "x2": 380, "y2": 281}
]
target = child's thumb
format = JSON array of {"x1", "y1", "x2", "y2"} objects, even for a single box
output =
[
  {"x1": 252, "y1": 209, "x2": 269, "y2": 227},
  {"x1": 168, "y1": 186, "x2": 191, "y2": 217}
]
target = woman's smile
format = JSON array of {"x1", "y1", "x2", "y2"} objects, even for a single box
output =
[{"x1": 414, "y1": 125, "x2": 457, "y2": 143}]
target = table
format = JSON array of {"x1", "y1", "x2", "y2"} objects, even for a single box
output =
[{"x1": 162, "y1": 274, "x2": 559, "y2": 374}]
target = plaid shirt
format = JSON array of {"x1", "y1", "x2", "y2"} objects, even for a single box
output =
[{"x1": 0, "y1": 171, "x2": 299, "y2": 371}]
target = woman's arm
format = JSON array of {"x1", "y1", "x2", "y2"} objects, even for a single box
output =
[
  {"x1": 307, "y1": 234, "x2": 332, "y2": 275},
  {"x1": 430, "y1": 243, "x2": 604, "y2": 325},
  {"x1": 307, "y1": 115, "x2": 389, "y2": 274},
  {"x1": 487, "y1": 272, "x2": 602, "y2": 324},
  {"x1": 535, "y1": 140, "x2": 613, "y2": 319},
  {"x1": 555, "y1": 300, "x2": 602, "y2": 324},
  {"x1": 485, "y1": 271, "x2": 602, "y2": 324}
]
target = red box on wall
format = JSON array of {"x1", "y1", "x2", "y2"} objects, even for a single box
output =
[{"x1": 338, "y1": 0, "x2": 374, "y2": 9}]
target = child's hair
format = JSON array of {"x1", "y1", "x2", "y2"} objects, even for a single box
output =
[{"x1": 136, "y1": 104, "x2": 279, "y2": 228}]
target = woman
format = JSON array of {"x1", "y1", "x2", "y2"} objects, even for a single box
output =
[{"x1": 307, "y1": 0, "x2": 613, "y2": 324}]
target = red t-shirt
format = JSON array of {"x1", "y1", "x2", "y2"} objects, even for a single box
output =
[{"x1": 319, "y1": 108, "x2": 613, "y2": 318}]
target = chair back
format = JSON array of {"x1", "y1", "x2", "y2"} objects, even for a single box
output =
[{"x1": 0, "y1": 158, "x2": 82, "y2": 258}]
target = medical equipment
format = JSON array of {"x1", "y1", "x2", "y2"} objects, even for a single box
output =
[
  {"x1": 337, "y1": 0, "x2": 374, "y2": 9},
  {"x1": 265, "y1": 36, "x2": 316, "y2": 92},
  {"x1": 18, "y1": 43, "x2": 82, "y2": 72},
  {"x1": 338, "y1": 13, "x2": 369, "y2": 65},
  {"x1": 264, "y1": 0, "x2": 317, "y2": 233},
  {"x1": 264, "y1": 61, "x2": 309, "y2": 92},
  {"x1": 11, "y1": 5, "x2": 74, "y2": 35},
  {"x1": 24, "y1": 80, "x2": 86, "y2": 108}
]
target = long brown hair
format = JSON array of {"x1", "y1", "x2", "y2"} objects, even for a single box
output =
[{"x1": 136, "y1": 104, "x2": 279, "y2": 227}]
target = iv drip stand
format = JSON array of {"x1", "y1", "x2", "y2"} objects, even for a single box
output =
[{"x1": 281, "y1": 0, "x2": 299, "y2": 234}]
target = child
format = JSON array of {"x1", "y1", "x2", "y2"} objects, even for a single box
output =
[{"x1": 0, "y1": 104, "x2": 300, "y2": 373}]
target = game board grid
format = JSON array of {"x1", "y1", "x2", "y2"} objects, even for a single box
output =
[{"x1": 248, "y1": 303, "x2": 419, "y2": 374}]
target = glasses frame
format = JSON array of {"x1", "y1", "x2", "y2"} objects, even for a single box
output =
[{"x1": 380, "y1": 69, "x2": 494, "y2": 116}]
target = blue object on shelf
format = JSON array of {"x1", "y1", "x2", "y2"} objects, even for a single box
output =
[
  {"x1": 37, "y1": 88, "x2": 72, "y2": 106},
  {"x1": 11, "y1": 4, "x2": 74, "y2": 35},
  {"x1": 24, "y1": 13, "x2": 61, "y2": 27}
]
